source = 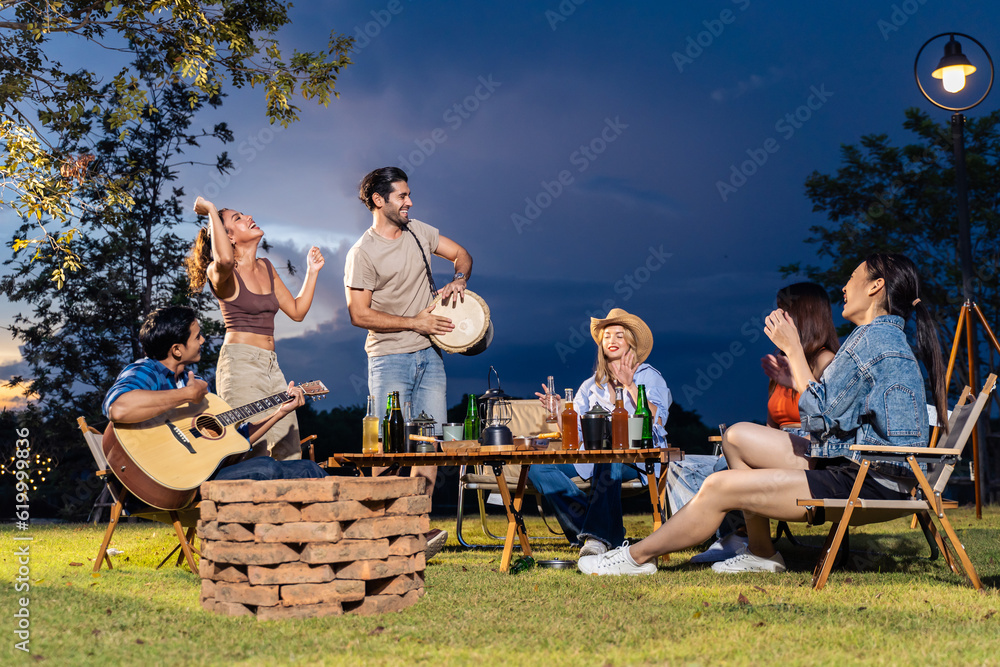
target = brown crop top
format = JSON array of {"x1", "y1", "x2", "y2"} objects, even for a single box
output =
[{"x1": 217, "y1": 259, "x2": 280, "y2": 336}]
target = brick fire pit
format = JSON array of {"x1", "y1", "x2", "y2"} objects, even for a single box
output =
[{"x1": 197, "y1": 476, "x2": 429, "y2": 620}]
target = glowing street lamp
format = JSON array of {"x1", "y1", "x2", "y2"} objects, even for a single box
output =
[
  {"x1": 914, "y1": 33, "x2": 995, "y2": 518},
  {"x1": 932, "y1": 35, "x2": 977, "y2": 93}
]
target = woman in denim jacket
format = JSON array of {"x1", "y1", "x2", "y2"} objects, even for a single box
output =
[{"x1": 578, "y1": 253, "x2": 947, "y2": 576}]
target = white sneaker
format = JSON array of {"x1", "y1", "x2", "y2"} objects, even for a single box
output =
[
  {"x1": 578, "y1": 542, "x2": 656, "y2": 576},
  {"x1": 689, "y1": 532, "x2": 749, "y2": 564},
  {"x1": 579, "y1": 538, "x2": 608, "y2": 558},
  {"x1": 711, "y1": 545, "x2": 786, "y2": 573}
]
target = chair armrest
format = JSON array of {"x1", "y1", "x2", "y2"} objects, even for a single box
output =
[{"x1": 848, "y1": 444, "x2": 962, "y2": 456}]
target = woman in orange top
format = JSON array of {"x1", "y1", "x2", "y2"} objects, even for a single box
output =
[
  {"x1": 763, "y1": 282, "x2": 840, "y2": 437},
  {"x1": 691, "y1": 282, "x2": 840, "y2": 564}
]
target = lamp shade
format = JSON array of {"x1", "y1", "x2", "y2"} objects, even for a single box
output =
[{"x1": 933, "y1": 36, "x2": 977, "y2": 93}]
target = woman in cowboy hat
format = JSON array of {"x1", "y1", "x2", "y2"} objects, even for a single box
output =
[{"x1": 531, "y1": 308, "x2": 672, "y2": 558}]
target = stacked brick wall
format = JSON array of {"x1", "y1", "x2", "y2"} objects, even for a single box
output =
[{"x1": 197, "y1": 477, "x2": 428, "y2": 620}]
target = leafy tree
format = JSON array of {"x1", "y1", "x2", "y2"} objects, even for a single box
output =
[
  {"x1": 0, "y1": 0, "x2": 352, "y2": 284},
  {"x1": 0, "y1": 53, "x2": 231, "y2": 517}
]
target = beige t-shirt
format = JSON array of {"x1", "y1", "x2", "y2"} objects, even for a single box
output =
[{"x1": 344, "y1": 219, "x2": 440, "y2": 357}]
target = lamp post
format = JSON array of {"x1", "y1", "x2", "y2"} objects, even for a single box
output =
[{"x1": 914, "y1": 33, "x2": 995, "y2": 516}]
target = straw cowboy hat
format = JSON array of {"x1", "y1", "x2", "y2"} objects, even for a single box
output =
[{"x1": 590, "y1": 308, "x2": 654, "y2": 364}]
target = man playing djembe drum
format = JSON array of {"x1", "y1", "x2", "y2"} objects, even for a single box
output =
[{"x1": 344, "y1": 166, "x2": 474, "y2": 558}]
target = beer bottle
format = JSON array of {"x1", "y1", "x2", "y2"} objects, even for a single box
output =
[
  {"x1": 561, "y1": 388, "x2": 580, "y2": 450},
  {"x1": 463, "y1": 393, "x2": 480, "y2": 440},
  {"x1": 381, "y1": 392, "x2": 392, "y2": 445},
  {"x1": 611, "y1": 386, "x2": 629, "y2": 450},
  {"x1": 634, "y1": 384, "x2": 653, "y2": 447},
  {"x1": 387, "y1": 391, "x2": 405, "y2": 454},
  {"x1": 363, "y1": 395, "x2": 381, "y2": 453}
]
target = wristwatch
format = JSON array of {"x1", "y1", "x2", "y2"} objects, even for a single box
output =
[{"x1": 453, "y1": 272, "x2": 467, "y2": 282}]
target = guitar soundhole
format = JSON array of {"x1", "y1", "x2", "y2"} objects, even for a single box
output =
[{"x1": 195, "y1": 415, "x2": 224, "y2": 439}]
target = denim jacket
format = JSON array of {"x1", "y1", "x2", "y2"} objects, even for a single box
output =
[{"x1": 799, "y1": 315, "x2": 928, "y2": 479}]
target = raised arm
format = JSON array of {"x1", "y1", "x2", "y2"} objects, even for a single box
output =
[
  {"x1": 764, "y1": 309, "x2": 816, "y2": 394},
  {"x1": 274, "y1": 247, "x2": 325, "y2": 322},
  {"x1": 194, "y1": 196, "x2": 237, "y2": 299},
  {"x1": 434, "y1": 234, "x2": 472, "y2": 301},
  {"x1": 345, "y1": 287, "x2": 454, "y2": 336}
]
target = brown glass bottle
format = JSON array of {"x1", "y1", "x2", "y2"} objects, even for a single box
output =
[
  {"x1": 561, "y1": 388, "x2": 580, "y2": 450},
  {"x1": 611, "y1": 386, "x2": 629, "y2": 450}
]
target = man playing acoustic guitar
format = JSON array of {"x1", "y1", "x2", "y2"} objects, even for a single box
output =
[{"x1": 103, "y1": 306, "x2": 326, "y2": 481}]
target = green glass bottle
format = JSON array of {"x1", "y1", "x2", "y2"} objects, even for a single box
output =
[
  {"x1": 381, "y1": 392, "x2": 392, "y2": 445},
  {"x1": 634, "y1": 384, "x2": 653, "y2": 447},
  {"x1": 464, "y1": 393, "x2": 480, "y2": 440},
  {"x1": 387, "y1": 391, "x2": 405, "y2": 454}
]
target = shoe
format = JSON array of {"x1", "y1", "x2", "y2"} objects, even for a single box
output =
[
  {"x1": 689, "y1": 532, "x2": 750, "y2": 564},
  {"x1": 579, "y1": 538, "x2": 608, "y2": 558},
  {"x1": 424, "y1": 528, "x2": 448, "y2": 560},
  {"x1": 711, "y1": 545, "x2": 786, "y2": 573},
  {"x1": 578, "y1": 541, "x2": 656, "y2": 576}
]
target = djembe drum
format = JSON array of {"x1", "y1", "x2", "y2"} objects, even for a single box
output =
[{"x1": 429, "y1": 289, "x2": 493, "y2": 356}]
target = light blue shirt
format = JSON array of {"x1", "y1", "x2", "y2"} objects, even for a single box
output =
[{"x1": 571, "y1": 362, "x2": 672, "y2": 480}]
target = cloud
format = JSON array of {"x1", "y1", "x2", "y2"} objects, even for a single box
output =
[{"x1": 710, "y1": 66, "x2": 790, "y2": 102}]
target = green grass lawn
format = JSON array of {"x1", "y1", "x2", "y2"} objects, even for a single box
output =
[{"x1": 2, "y1": 508, "x2": 999, "y2": 666}]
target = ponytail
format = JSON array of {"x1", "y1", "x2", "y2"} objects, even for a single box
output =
[
  {"x1": 865, "y1": 253, "x2": 948, "y2": 430},
  {"x1": 186, "y1": 227, "x2": 213, "y2": 292},
  {"x1": 912, "y1": 300, "x2": 948, "y2": 430}
]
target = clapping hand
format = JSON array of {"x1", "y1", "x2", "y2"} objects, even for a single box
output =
[
  {"x1": 761, "y1": 354, "x2": 794, "y2": 389},
  {"x1": 609, "y1": 349, "x2": 639, "y2": 389}
]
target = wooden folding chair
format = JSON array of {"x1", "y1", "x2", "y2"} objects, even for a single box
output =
[
  {"x1": 78, "y1": 417, "x2": 201, "y2": 574},
  {"x1": 797, "y1": 374, "x2": 996, "y2": 590}
]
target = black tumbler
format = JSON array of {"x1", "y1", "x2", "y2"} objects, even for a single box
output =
[{"x1": 581, "y1": 414, "x2": 609, "y2": 450}]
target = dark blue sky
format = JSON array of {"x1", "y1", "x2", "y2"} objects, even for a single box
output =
[{"x1": 3, "y1": 0, "x2": 998, "y2": 429}]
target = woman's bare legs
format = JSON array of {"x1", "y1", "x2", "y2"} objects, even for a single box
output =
[
  {"x1": 719, "y1": 422, "x2": 811, "y2": 557},
  {"x1": 628, "y1": 467, "x2": 812, "y2": 565}
]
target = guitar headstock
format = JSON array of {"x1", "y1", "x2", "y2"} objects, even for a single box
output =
[{"x1": 299, "y1": 381, "x2": 329, "y2": 400}]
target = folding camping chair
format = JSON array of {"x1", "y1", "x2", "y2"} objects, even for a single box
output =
[{"x1": 797, "y1": 374, "x2": 995, "y2": 590}]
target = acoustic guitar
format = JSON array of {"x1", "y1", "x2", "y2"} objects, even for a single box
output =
[{"x1": 102, "y1": 381, "x2": 328, "y2": 510}]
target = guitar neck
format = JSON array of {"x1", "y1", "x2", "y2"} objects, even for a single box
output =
[{"x1": 219, "y1": 391, "x2": 292, "y2": 426}]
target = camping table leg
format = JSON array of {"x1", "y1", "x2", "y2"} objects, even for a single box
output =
[
  {"x1": 493, "y1": 462, "x2": 531, "y2": 572},
  {"x1": 645, "y1": 460, "x2": 669, "y2": 564}
]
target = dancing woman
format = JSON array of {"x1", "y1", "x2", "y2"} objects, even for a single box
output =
[
  {"x1": 579, "y1": 253, "x2": 947, "y2": 575},
  {"x1": 186, "y1": 196, "x2": 324, "y2": 460}
]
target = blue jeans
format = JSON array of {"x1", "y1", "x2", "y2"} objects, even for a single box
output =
[
  {"x1": 368, "y1": 347, "x2": 447, "y2": 434},
  {"x1": 665, "y1": 454, "x2": 728, "y2": 514},
  {"x1": 527, "y1": 463, "x2": 639, "y2": 546},
  {"x1": 213, "y1": 457, "x2": 327, "y2": 481}
]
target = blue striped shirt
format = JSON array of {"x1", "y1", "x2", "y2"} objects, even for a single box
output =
[{"x1": 102, "y1": 358, "x2": 188, "y2": 417}]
